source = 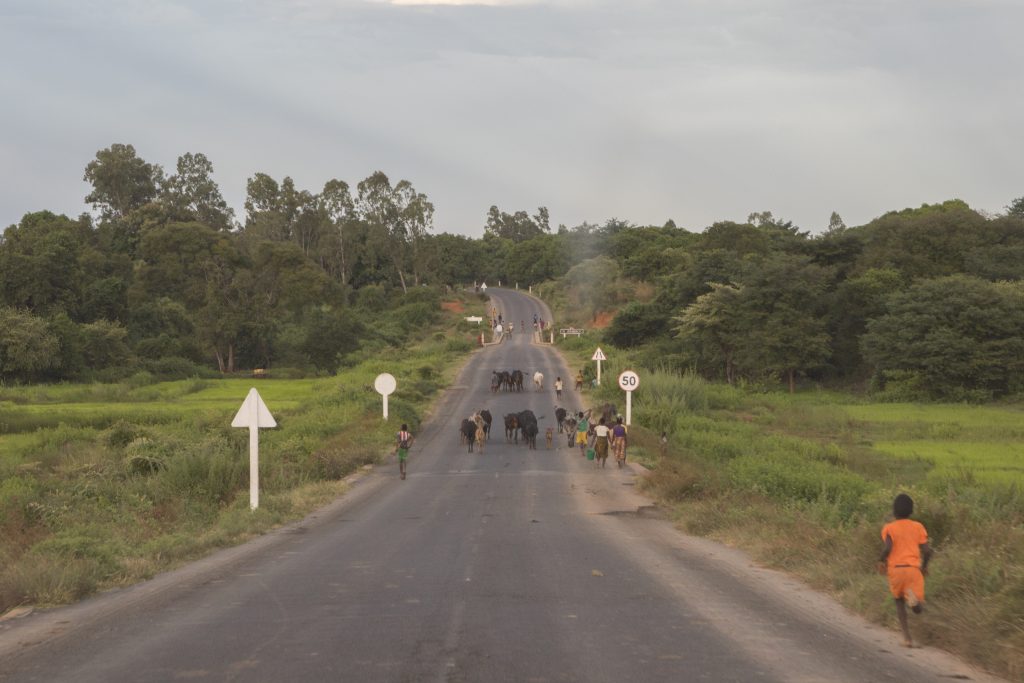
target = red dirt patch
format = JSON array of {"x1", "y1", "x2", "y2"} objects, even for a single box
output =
[
  {"x1": 441, "y1": 300, "x2": 465, "y2": 313},
  {"x1": 591, "y1": 311, "x2": 615, "y2": 329}
]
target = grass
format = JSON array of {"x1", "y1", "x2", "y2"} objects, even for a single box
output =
[
  {"x1": 0, "y1": 292, "x2": 488, "y2": 616},
  {"x1": 553, "y1": 349, "x2": 1024, "y2": 680}
]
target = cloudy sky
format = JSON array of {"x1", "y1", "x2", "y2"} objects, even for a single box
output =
[{"x1": 2, "y1": 0, "x2": 1022, "y2": 236}]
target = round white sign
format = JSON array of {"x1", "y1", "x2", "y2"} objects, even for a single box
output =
[
  {"x1": 374, "y1": 373, "x2": 397, "y2": 396},
  {"x1": 618, "y1": 370, "x2": 640, "y2": 392}
]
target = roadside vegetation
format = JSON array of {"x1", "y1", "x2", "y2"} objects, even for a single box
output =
[
  {"x1": 553, "y1": 333, "x2": 1024, "y2": 680},
  {"x1": 0, "y1": 294, "x2": 485, "y2": 614}
]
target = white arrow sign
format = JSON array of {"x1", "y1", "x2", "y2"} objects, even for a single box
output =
[
  {"x1": 374, "y1": 373, "x2": 397, "y2": 420},
  {"x1": 231, "y1": 388, "x2": 277, "y2": 510}
]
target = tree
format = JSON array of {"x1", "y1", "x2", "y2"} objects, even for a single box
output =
[
  {"x1": 355, "y1": 172, "x2": 433, "y2": 294},
  {"x1": 673, "y1": 283, "x2": 743, "y2": 383},
  {"x1": 0, "y1": 211, "x2": 91, "y2": 317},
  {"x1": 160, "y1": 152, "x2": 234, "y2": 230},
  {"x1": 1006, "y1": 196, "x2": 1024, "y2": 219},
  {"x1": 853, "y1": 200, "x2": 986, "y2": 279},
  {"x1": 84, "y1": 144, "x2": 162, "y2": 222},
  {"x1": 862, "y1": 275, "x2": 1024, "y2": 399},
  {"x1": 827, "y1": 211, "x2": 846, "y2": 234},
  {"x1": 0, "y1": 307, "x2": 60, "y2": 381},
  {"x1": 734, "y1": 254, "x2": 833, "y2": 392},
  {"x1": 483, "y1": 205, "x2": 549, "y2": 243},
  {"x1": 608, "y1": 302, "x2": 671, "y2": 349},
  {"x1": 394, "y1": 179, "x2": 435, "y2": 287},
  {"x1": 319, "y1": 179, "x2": 357, "y2": 291}
]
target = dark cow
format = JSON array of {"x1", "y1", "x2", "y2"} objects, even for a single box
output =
[
  {"x1": 480, "y1": 409, "x2": 492, "y2": 440},
  {"x1": 461, "y1": 419, "x2": 477, "y2": 452},
  {"x1": 554, "y1": 406, "x2": 567, "y2": 433},
  {"x1": 510, "y1": 369, "x2": 524, "y2": 392},
  {"x1": 599, "y1": 402, "x2": 617, "y2": 425},
  {"x1": 504, "y1": 413, "x2": 519, "y2": 443},
  {"x1": 516, "y1": 410, "x2": 539, "y2": 450}
]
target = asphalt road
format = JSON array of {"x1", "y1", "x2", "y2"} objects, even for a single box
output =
[{"x1": 0, "y1": 289, "x2": 1002, "y2": 682}]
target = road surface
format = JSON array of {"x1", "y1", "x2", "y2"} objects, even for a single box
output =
[{"x1": 0, "y1": 289, "x2": 1001, "y2": 682}]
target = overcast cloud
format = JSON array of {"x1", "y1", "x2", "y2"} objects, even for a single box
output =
[{"x1": 2, "y1": 0, "x2": 1022, "y2": 235}]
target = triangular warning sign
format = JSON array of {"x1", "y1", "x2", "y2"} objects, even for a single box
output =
[
  {"x1": 231, "y1": 388, "x2": 278, "y2": 428},
  {"x1": 592, "y1": 347, "x2": 607, "y2": 361}
]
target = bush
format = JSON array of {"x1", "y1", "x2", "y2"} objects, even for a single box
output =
[{"x1": 144, "y1": 356, "x2": 216, "y2": 380}]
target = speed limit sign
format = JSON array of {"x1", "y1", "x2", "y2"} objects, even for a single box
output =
[
  {"x1": 618, "y1": 370, "x2": 639, "y2": 392},
  {"x1": 617, "y1": 370, "x2": 639, "y2": 426}
]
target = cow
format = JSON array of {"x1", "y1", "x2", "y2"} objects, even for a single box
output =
[
  {"x1": 554, "y1": 406, "x2": 567, "y2": 433},
  {"x1": 599, "y1": 402, "x2": 618, "y2": 425},
  {"x1": 563, "y1": 415, "x2": 577, "y2": 447},
  {"x1": 533, "y1": 371, "x2": 544, "y2": 391},
  {"x1": 510, "y1": 370, "x2": 524, "y2": 392},
  {"x1": 480, "y1": 409, "x2": 492, "y2": 440},
  {"x1": 504, "y1": 413, "x2": 519, "y2": 443},
  {"x1": 461, "y1": 418, "x2": 477, "y2": 452},
  {"x1": 474, "y1": 414, "x2": 486, "y2": 454},
  {"x1": 516, "y1": 410, "x2": 539, "y2": 450}
]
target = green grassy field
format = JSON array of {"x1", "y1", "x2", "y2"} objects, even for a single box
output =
[{"x1": 0, "y1": 294, "x2": 488, "y2": 615}]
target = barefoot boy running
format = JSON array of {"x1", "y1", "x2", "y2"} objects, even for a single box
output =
[{"x1": 879, "y1": 493, "x2": 933, "y2": 647}]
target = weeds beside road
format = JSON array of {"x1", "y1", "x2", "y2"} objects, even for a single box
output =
[
  {"x1": 555, "y1": 335, "x2": 1023, "y2": 681},
  {"x1": 0, "y1": 298, "x2": 485, "y2": 615}
]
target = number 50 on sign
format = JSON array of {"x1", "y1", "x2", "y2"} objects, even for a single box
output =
[{"x1": 617, "y1": 370, "x2": 639, "y2": 425}]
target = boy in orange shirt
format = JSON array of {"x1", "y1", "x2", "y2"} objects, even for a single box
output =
[{"x1": 878, "y1": 493, "x2": 933, "y2": 647}]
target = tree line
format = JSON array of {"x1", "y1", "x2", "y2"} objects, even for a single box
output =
[
  {"x1": 3, "y1": 143, "x2": 1023, "y2": 399},
  {"x1": 0, "y1": 145, "x2": 453, "y2": 381}
]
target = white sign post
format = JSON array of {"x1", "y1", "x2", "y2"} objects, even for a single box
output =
[
  {"x1": 231, "y1": 388, "x2": 277, "y2": 510},
  {"x1": 592, "y1": 347, "x2": 607, "y2": 385},
  {"x1": 617, "y1": 370, "x2": 640, "y2": 426},
  {"x1": 374, "y1": 373, "x2": 397, "y2": 420}
]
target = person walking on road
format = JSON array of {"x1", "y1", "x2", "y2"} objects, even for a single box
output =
[
  {"x1": 576, "y1": 411, "x2": 590, "y2": 457},
  {"x1": 396, "y1": 424, "x2": 413, "y2": 480},
  {"x1": 593, "y1": 417, "x2": 610, "y2": 467},
  {"x1": 555, "y1": 376, "x2": 563, "y2": 399},
  {"x1": 575, "y1": 370, "x2": 584, "y2": 392},
  {"x1": 611, "y1": 416, "x2": 628, "y2": 467},
  {"x1": 879, "y1": 493, "x2": 933, "y2": 648}
]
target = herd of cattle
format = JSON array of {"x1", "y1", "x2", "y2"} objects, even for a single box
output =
[
  {"x1": 457, "y1": 402, "x2": 618, "y2": 453},
  {"x1": 491, "y1": 370, "x2": 545, "y2": 392}
]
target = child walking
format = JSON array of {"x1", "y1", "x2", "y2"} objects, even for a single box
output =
[
  {"x1": 879, "y1": 493, "x2": 933, "y2": 647},
  {"x1": 396, "y1": 424, "x2": 413, "y2": 480}
]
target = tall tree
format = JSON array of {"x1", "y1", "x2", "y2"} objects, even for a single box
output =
[
  {"x1": 84, "y1": 144, "x2": 162, "y2": 222},
  {"x1": 673, "y1": 283, "x2": 743, "y2": 384},
  {"x1": 319, "y1": 179, "x2": 356, "y2": 290},
  {"x1": 160, "y1": 152, "x2": 234, "y2": 230},
  {"x1": 484, "y1": 205, "x2": 549, "y2": 243},
  {"x1": 1006, "y1": 196, "x2": 1024, "y2": 219}
]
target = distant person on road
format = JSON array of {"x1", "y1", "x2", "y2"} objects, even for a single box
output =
[
  {"x1": 575, "y1": 371, "x2": 584, "y2": 392},
  {"x1": 396, "y1": 424, "x2": 413, "y2": 480},
  {"x1": 593, "y1": 417, "x2": 610, "y2": 467},
  {"x1": 555, "y1": 376, "x2": 563, "y2": 399},
  {"x1": 878, "y1": 493, "x2": 933, "y2": 648},
  {"x1": 611, "y1": 417, "x2": 628, "y2": 467}
]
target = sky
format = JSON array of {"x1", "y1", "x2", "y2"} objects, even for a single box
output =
[{"x1": 2, "y1": 0, "x2": 1022, "y2": 236}]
